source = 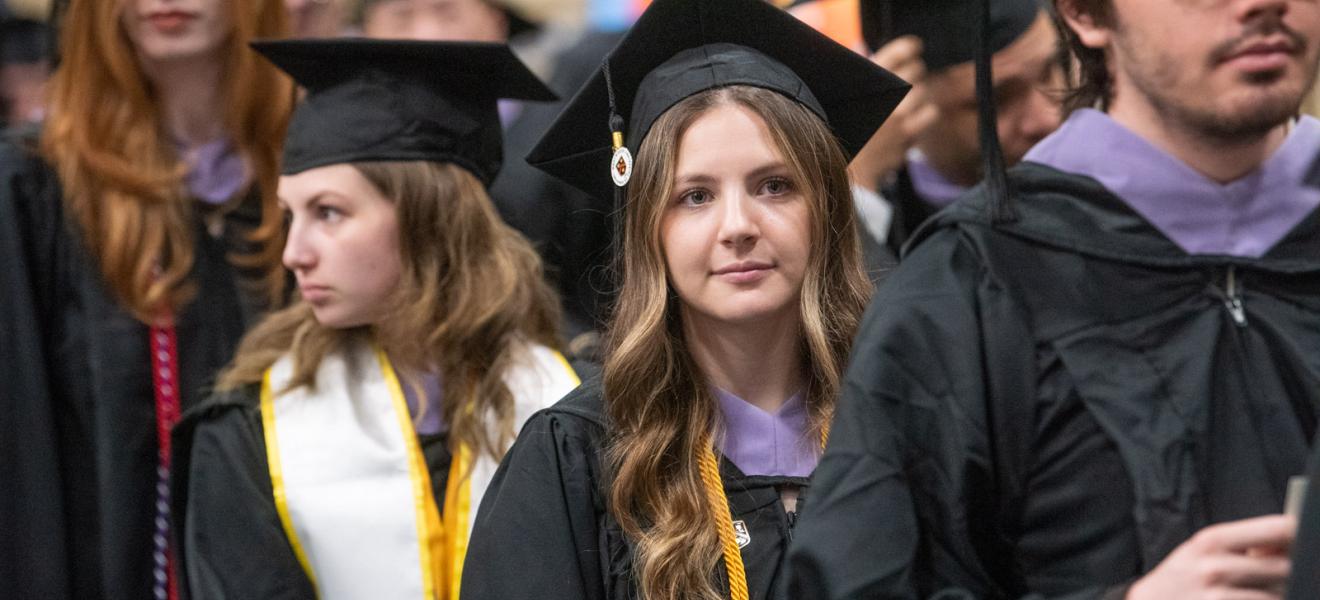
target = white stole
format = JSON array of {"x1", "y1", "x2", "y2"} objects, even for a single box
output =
[{"x1": 261, "y1": 339, "x2": 579, "y2": 599}]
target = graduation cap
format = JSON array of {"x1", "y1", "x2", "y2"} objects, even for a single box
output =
[
  {"x1": 859, "y1": 0, "x2": 1042, "y2": 70},
  {"x1": 251, "y1": 38, "x2": 556, "y2": 183},
  {"x1": 858, "y1": 0, "x2": 1023, "y2": 221},
  {"x1": 526, "y1": 0, "x2": 911, "y2": 206}
]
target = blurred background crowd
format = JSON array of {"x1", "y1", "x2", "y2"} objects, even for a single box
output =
[{"x1": 0, "y1": 0, "x2": 872, "y2": 133}]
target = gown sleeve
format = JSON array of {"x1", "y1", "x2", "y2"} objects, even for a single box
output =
[
  {"x1": 0, "y1": 135, "x2": 74, "y2": 599},
  {"x1": 173, "y1": 396, "x2": 317, "y2": 600},
  {"x1": 461, "y1": 397, "x2": 609, "y2": 600},
  {"x1": 786, "y1": 230, "x2": 1130, "y2": 600}
]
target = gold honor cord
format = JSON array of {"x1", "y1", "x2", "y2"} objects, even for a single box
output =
[
  {"x1": 699, "y1": 447, "x2": 751, "y2": 600},
  {"x1": 699, "y1": 424, "x2": 829, "y2": 600},
  {"x1": 443, "y1": 350, "x2": 581, "y2": 598},
  {"x1": 442, "y1": 445, "x2": 471, "y2": 599},
  {"x1": 377, "y1": 347, "x2": 444, "y2": 600},
  {"x1": 260, "y1": 370, "x2": 321, "y2": 593}
]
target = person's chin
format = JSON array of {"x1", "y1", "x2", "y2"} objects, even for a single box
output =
[
  {"x1": 309, "y1": 305, "x2": 365, "y2": 330},
  {"x1": 701, "y1": 295, "x2": 795, "y2": 325},
  {"x1": 309, "y1": 305, "x2": 338, "y2": 328},
  {"x1": 138, "y1": 40, "x2": 219, "y2": 64}
]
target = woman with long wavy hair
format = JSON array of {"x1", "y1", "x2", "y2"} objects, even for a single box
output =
[
  {"x1": 0, "y1": 1, "x2": 293, "y2": 598},
  {"x1": 461, "y1": 1, "x2": 908, "y2": 599},
  {"x1": 168, "y1": 39, "x2": 579, "y2": 600}
]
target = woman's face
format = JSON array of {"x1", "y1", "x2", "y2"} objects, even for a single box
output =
[
  {"x1": 659, "y1": 103, "x2": 813, "y2": 328},
  {"x1": 121, "y1": 0, "x2": 233, "y2": 65},
  {"x1": 280, "y1": 164, "x2": 403, "y2": 329}
]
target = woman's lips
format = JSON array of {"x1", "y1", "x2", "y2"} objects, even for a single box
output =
[
  {"x1": 146, "y1": 11, "x2": 196, "y2": 35},
  {"x1": 299, "y1": 284, "x2": 332, "y2": 302},
  {"x1": 713, "y1": 262, "x2": 774, "y2": 284}
]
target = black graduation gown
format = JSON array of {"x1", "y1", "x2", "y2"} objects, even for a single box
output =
[
  {"x1": 787, "y1": 161, "x2": 1320, "y2": 599},
  {"x1": 168, "y1": 386, "x2": 457, "y2": 600},
  {"x1": 0, "y1": 132, "x2": 269, "y2": 600},
  {"x1": 462, "y1": 377, "x2": 808, "y2": 600},
  {"x1": 881, "y1": 165, "x2": 941, "y2": 259},
  {"x1": 1288, "y1": 443, "x2": 1320, "y2": 599},
  {"x1": 858, "y1": 219, "x2": 898, "y2": 287}
]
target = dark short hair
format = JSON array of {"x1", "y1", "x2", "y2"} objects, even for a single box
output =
[{"x1": 1052, "y1": 0, "x2": 1115, "y2": 114}]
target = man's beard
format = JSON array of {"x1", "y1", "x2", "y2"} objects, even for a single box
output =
[{"x1": 1117, "y1": 12, "x2": 1314, "y2": 144}]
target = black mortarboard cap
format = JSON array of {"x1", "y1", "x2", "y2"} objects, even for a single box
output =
[
  {"x1": 526, "y1": 0, "x2": 910, "y2": 206},
  {"x1": 860, "y1": 0, "x2": 1041, "y2": 71},
  {"x1": 251, "y1": 38, "x2": 556, "y2": 183}
]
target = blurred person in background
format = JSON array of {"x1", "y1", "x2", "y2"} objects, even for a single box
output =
[
  {"x1": 850, "y1": 0, "x2": 1062, "y2": 264},
  {"x1": 0, "y1": 0, "x2": 294, "y2": 598},
  {"x1": 0, "y1": 15, "x2": 50, "y2": 125},
  {"x1": 357, "y1": 0, "x2": 535, "y2": 42},
  {"x1": 786, "y1": 0, "x2": 864, "y2": 51},
  {"x1": 285, "y1": 0, "x2": 351, "y2": 37}
]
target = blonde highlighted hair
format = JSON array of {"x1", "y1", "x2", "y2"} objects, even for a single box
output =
[
  {"x1": 219, "y1": 161, "x2": 563, "y2": 461},
  {"x1": 41, "y1": 0, "x2": 295, "y2": 321},
  {"x1": 602, "y1": 85, "x2": 872, "y2": 600}
]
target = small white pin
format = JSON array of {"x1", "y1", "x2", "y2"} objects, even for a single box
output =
[
  {"x1": 610, "y1": 146, "x2": 633, "y2": 187},
  {"x1": 610, "y1": 130, "x2": 632, "y2": 187},
  {"x1": 732, "y1": 520, "x2": 751, "y2": 549}
]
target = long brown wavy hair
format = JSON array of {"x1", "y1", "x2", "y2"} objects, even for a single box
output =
[
  {"x1": 602, "y1": 86, "x2": 872, "y2": 600},
  {"x1": 218, "y1": 161, "x2": 563, "y2": 461},
  {"x1": 41, "y1": 0, "x2": 295, "y2": 321}
]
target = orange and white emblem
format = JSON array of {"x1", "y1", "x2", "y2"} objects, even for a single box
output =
[{"x1": 610, "y1": 146, "x2": 633, "y2": 187}]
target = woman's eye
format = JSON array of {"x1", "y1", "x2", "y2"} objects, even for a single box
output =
[
  {"x1": 316, "y1": 205, "x2": 344, "y2": 222},
  {"x1": 680, "y1": 190, "x2": 712, "y2": 206},
  {"x1": 761, "y1": 177, "x2": 793, "y2": 196}
]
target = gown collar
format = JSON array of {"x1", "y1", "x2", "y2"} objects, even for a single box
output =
[
  {"x1": 1024, "y1": 108, "x2": 1320, "y2": 258},
  {"x1": 713, "y1": 387, "x2": 817, "y2": 478}
]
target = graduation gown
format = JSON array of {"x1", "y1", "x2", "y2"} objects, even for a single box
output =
[
  {"x1": 1288, "y1": 443, "x2": 1320, "y2": 599},
  {"x1": 787, "y1": 162, "x2": 1320, "y2": 599},
  {"x1": 171, "y1": 338, "x2": 581, "y2": 600},
  {"x1": 461, "y1": 377, "x2": 809, "y2": 600},
  {"x1": 881, "y1": 165, "x2": 941, "y2": 259},
  {"x1": 0, "y1": 133, "x2": 269, "y2": 600}
]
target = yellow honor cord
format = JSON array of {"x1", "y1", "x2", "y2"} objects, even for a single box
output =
[
  {"x1": 442, "y1": 445, "x2": 472, "y2": 599},
  {"x1": 376, "y1": 348, "x2": 443, "y2": 600},
  {"x1": 438, "y1": 351, "x2": 578, "y2": 598},
  {"x1": 259, "y1": 369, "x2": 320, "y2": 593},
  {"x1": 699, "y1": 444, "x2": 751, "y2": 600},
  {"x1": 701, "y1": 424, "x2": 828, "y2": 600}
]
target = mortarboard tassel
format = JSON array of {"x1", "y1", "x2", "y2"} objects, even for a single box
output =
[
  {"x1": 975, "y1": 0, "x2": 1016, "y2": 223},
  {"x1": 603, "y1": 59, "x2": 634, "y2": 209}
]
